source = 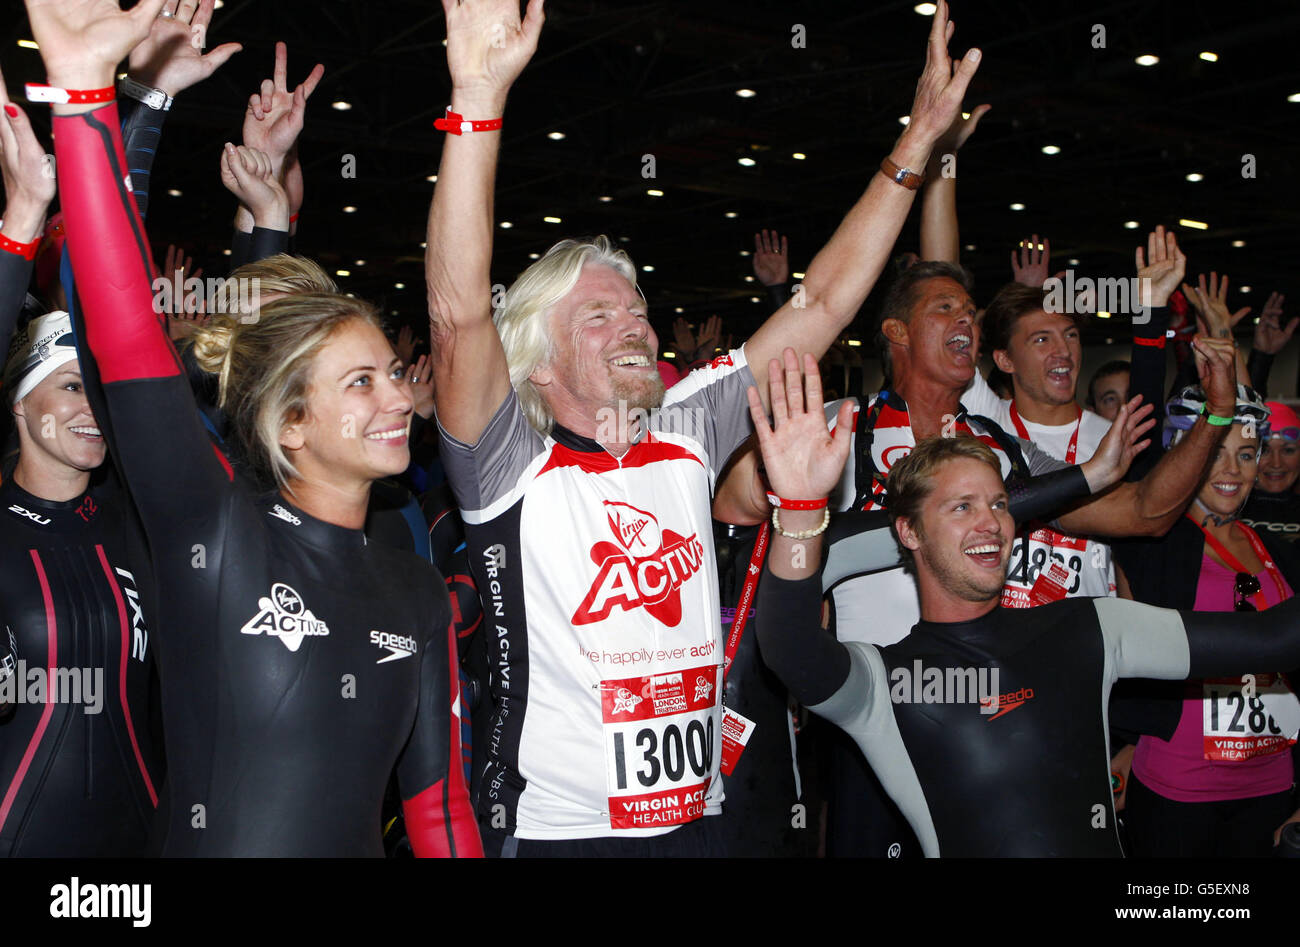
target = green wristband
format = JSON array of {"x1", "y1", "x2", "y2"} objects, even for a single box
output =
[{"x1": 1202, "y1": 405, "x2": 1233, "y2": 426}]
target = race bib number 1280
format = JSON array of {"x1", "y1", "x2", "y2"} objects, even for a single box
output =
[
  {"x1": 1202, "y1": 674, "x2": 1300, "y2": 762},
  {"x1": 600, "y1": 665, "x2": 721, "y2": 830}
]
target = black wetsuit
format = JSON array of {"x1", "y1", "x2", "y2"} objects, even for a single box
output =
[
  {"x1": 55, "y1": 102, "x2": 479, "y2": 857},
  {"x1": 1242, "y1": 490, "x2": 1300, "y2": 544},
  {"x1": 758, "y1": 573, "x2": 1300, "y2": 856},
  {"x1": 0, "y1": 474, "x2": 161, "y2": 856}
]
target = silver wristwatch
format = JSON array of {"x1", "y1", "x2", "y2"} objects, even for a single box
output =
[{"x1": 118, "y1": 77, "x2": 173, "y2": 112}]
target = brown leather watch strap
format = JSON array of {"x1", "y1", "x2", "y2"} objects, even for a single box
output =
[{"x1": 880, "y1": 155, "x2": 926, "y2": 190}]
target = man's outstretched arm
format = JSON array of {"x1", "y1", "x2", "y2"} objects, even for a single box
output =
[
  {"x1": 426, "y1": 0, "x2": 543, "y2": 446},
  {"x1": 744, "y1": 0, "x2": 980, "y2": 407}
]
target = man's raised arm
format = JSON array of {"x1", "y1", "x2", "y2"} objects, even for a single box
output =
[
  {"x1": 426, "y1": 0, "x2": 543, "y2": 445},
  {"x1": 743, "y1": 0, "x2": 980, "y2": 406}
]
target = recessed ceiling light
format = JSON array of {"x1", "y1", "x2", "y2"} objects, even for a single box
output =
[
  {"x1": 663, "y1": 351, "x2": 676, "y2": 359},
  {"x1": 792, "y1": 272, "x2": 805, "y2": 279},
  {"x1": 1124, "y1": 220, "x2": 1140, "y2": 229},
  {"x1": 737, "y1": 157, "x2": 756, "y2": 167},
  {"x1": 735, "y1": 89, "x2": 757, "y2": 98},
  {"x1": 354, "y1": 260, "x2": 366, "y2": 266},
  {"x1": 963, "y1": 245, "x2": 976, "y2": 252},
  {"x1": 750, "y1": 297, "x2": 761, "y2": 303},
  {"x1": 499, "y1": 221, "x2": 513, "y2": 228},
  {"x1": 1179, "y1": 218, "x2": 1209, "y2": 230},
  {"x1": 724, "y1": 211, "x2": 738, "y2": 218},
  {"x1": 1185, "y1": 172, "x2": 1203, "y2": 182},
  {"x1": 343, "y1": 205, "x2": 357, "y2": 213},
  {"x1": 792, "y1": 152, "x2": 806, "y2": 160},
  {"x1": 394, "y1": 282, "x2": 405, "y2": 289},
  {"x1": 1199, "y1": 51, "x2": 1218, "y2": 62},
  {"x1": 1135, "y1": 54, "x2": 1159, "y2": 66},
  {"x1": 427, "y1": 174, "x2": 438, "y2": 183},
  {"x1": 167, "y1": 189, "x2": 182, "y2": 197},
  {"x1": 674, "y1": 307, "x2": 684, "y2": 313},
  {"x1": 529, "y1": 253, "x2": 540, "y2": 259},
  {"x1": 1097, "y1": 311, "x2": 1112, "y2": 319},
  {"x1": 222, "y1": 248, "x2": 232, "y2": 256},
  {"x1": 1009, "y1": 202, "x2": 1025, "y2": 211},
  {"x1": 642, "y1": 265, "x2": 655, "y2": 272},
  {"x1": 1231, "y1": 240, "x2": 1246, "y2": 248},
  {"x1": 547, "y1": 131, "x2": 566, "y2": 140},
  {"x1": 543, "y1": 216, "x2": 562, "y2": 223},
  {"x1": 914, "y1": 2, "x2": 938, "y2": 14},
  {"x1": 598, "y1": 195, "x2": 613, "y2": 202},
  {"x1": 336, "y1": 269, "x2": 351, "y2": 277},
  {"x1": 744, "y1": 276, "x2": 755, "y2": 282},
  {"x1": 646, "y1": 188, "x2": 664, "y2": 197},
  {"x1": 739, "y1": 251, "x2": 751, "y2": 257},
  {"x1": 846, "y1": 339, "x2": 863, "y2": 347},
  {"x1": 898, "y1": 116, "x2": 911, "y2": 126},
  {"x1": 420, "y1": 241, "x2": 427, "y2": 248},
  {"x1": 17, "y1": 39, "x2": 38, "y2": 50},
  {"x1": 331, "y1": 100, "x2": 352, "y2": 111},
  {"x1": 1240, "y1": 285, "x2": 1252, "y2": 293},
  {"x1": 1289, "y1": 92, "x2": 1300, "y2": 103},
  {"x1": 1041, "y1": 144, "x2": 1061, "y2": 155},
  {"x1": 1068, "y1": 258, "x2": 1080, "y2": 265}
]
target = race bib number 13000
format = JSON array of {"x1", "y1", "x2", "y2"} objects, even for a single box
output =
[{"x1": 601, "y1": 665, "x2": 721, "y2": 830}]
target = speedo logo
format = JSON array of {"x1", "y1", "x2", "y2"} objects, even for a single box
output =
[
  {"x1": 8, "y1": 504, "x2": 51, "y2": 526},
  {"x1": 239, "y1": 582, "x2": 330, "y2": 652},
  {"x1": 370, "y1": 630, "x2": 417, "y2": 664},
  {"x1": 980, "y1": 686, "x2": 1036, "y2": 721}
]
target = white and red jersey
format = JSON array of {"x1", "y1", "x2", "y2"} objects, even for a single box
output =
[
  {"x1": 961, "y1": 371, "x2": 1117, "y2": 602},
  {"x1": 439, "y1": 351, "x2": 756, "y2": 840}
]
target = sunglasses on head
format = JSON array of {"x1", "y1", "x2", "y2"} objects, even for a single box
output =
[
  {"x1": 1234, "y1": 572, "x2": 1261, "y2": 612},
  {"x1": 1269, "y1": 427, "x2": 1300, "y2": 443}
]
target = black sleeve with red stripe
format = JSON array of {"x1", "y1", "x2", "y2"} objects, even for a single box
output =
[
  {"x1": 0, "y1": 243, "x2": 35, "y2": 359},
  {"x1": 396, "y1": 583, "x2": 483, "y2": 857},
  {"x1": 1127, "y1": 303, "x2": 1169, "y2": 481},
  {"x1": 53, "y1": 103, "x2": 235, "y2": 529}
]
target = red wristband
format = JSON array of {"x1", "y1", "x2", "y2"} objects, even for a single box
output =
[
  {"x1": 766, "y1": 493, "x2": 829, "y2": 511},
  {"x1": 289, "y1": 213, "x2": 300, "y2": 224},
  {"x1": 25, "y1": 83, "x2": 116, "y2": 105},
  {"x1": 433, "y1": 108, "x2": 503, "y2": 135},
  {"x1": 0, "y1": 231, "x2": 39, "y2": 261},
  {"x1": 1133, "y1": 335, "x2": 1165, "y2": 349}
]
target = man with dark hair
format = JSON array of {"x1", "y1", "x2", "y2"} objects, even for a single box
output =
[
  {"x1": 1088, "y1": 360, "x2": 1132, "y2": 422},
  {"x1": 748, "y1": 367, "x2": 1300, "y2": 856}
]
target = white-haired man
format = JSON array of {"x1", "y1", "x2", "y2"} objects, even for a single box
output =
[{"x1": 426, "y1": 0, "x2": 980, "y2": 853}]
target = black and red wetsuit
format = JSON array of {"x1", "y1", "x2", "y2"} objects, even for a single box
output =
[
  {"x1": 54, "y1": 102, "x2": 480, "y2": 857},
  {"x1": 0, "y1": 474, "x2": 160, "y2": 856}
]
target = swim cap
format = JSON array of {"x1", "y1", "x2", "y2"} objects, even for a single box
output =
[{"x1": 4, "y1": 310, "x2": 78, "y2": 404}]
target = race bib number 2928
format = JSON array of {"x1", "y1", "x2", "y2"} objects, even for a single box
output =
[{"x1": 600, "y1": 665, "x2": 721, "y2": 830}]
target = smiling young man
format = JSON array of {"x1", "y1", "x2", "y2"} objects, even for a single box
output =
[
  {"x1": 426, "y1": 0, "x2": 982, "y2": 854},
  {"x1": 749, "y1": 389, "x2": 1300, "y2": 856}
]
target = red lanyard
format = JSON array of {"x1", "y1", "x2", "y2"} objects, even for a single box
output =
[
  {"x1": 1009, "y1": 401, "x2": 1082, "y2": 464},
  {"x1": 1188, "y1": 513, "x2": 1288, "y2": 608},
  {"x1": 723, "y1": 521, "x2": 770, "y2": 684}
]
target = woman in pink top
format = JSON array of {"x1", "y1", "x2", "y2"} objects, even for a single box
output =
[{"x1": 1121, "y1": 387, "x2": 1300, "y2": 856}]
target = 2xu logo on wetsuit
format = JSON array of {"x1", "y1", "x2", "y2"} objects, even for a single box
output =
[{"x1": 240, "y1": 582, "x2": 331, "y2": 652}]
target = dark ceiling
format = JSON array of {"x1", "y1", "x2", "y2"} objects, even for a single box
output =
[{"x1": 5, "y1": 0, "x2": 1299, "y2": 351}]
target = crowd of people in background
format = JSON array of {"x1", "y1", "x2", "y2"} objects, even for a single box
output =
[{"x1": 2, "y1": 0, "x2": 1298, "y2": 859}]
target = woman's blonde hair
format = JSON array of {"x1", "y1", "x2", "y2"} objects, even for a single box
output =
[
  {"x1": 191, "y1": 292, "x2": 383, "y2": 490},
  {"x1": 207, "y1": 253, "x2": 338, "y2": 317},
  {"x1": 496, "y1": 236, "x2": 639, "y2": 435}
]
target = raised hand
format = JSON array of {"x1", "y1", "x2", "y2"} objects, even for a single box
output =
[
  {"x1": 443, "y1": 0, "x2": 545, "y2": 95},
  {"x1": 1134, "y1": 225, "x2": 1186, "y2": 310},
  {"x1": 897, "y1": 0, "x2": 982, "y2": 156},
  {"x1": 928, "y1": 102, "x2": 991, "y2": 176},
  {"x1": 752, "y1": 230, "x2": 789, "y2": 287},
  {"x1": 1081, "y1": 396, "x2": 1156, "y2": 491},
  {"x1": 1191, "y1": 335, "x2": 1239, "y2": 417},
  {"x1": 1253, "y1": 292, "x2": 1296, "y2": 356},
  {"x1": 408, "y1": 353, "x2": 435, "y2": 420},
  {"x1": 694, "y1": 314, "x2": 723, "y2": 358},
  {"x1": 1010, "y1": 234, "x2": 1062, "y2": 288},
  {"x1": 395, "y1": 324, "x2": 418, "y2": 365},
  {"x1": 127, "y1": 0, "x2": 241, "y2": 97},
  {"x1": 241, "y1": 42, "x2": 324, "y2": 175},
  {"x1": 24, "y1": 0, "x2": 168, "y2": 92},
  {"x1": 671, "y1": 317, "x2": 696, "y2": 357},
  {"x1": 0, "y1": 64, "x2": 56, "y2": 242},
  {"x1": 1182, "y1": 272, "x2": 1250, "y2": 341},
  {"x1": 219, "y1": 143, "x2": 288, "y2": 229},
  {"x1": 746, "y1": 348, "x2": 854, "y2": 504}
]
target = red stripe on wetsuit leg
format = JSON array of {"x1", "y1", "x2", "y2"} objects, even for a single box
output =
[
  {"x1": 402, "y1": 622, "x2": 484, "y2": 858},
  {"x1": 0, "y1": 553, "x2": 59, "y2": 836},
  {"x1": 52, "y1": 104, "x2": 180, "y2": 384},
  {"x1": 95, "y1": 545, "x2": 157, "y2": 807}
]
